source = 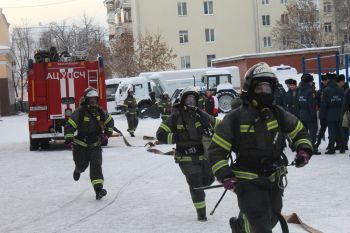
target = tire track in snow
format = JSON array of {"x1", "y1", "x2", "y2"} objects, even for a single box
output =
[{"x1": 53, "y1": 161, "x2": 167, "y2": 233}]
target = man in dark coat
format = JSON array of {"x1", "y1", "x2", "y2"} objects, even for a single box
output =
[
  {"x1": 315, "y1": 75, "x2": 329, "y2": 149},
  {"x1": 298, "y1": 74, "x2": 320, "y2": 155},
  {"x1": 320, "y1": 73, "x2": 344, "y2": 154},
  {"x1": 284, "y1": 78, "x2": 299, "y2": 116}
]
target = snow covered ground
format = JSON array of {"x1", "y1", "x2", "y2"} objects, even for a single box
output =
[{"x1": 0, "y1": 114, "x2": 349, "y2": 233}]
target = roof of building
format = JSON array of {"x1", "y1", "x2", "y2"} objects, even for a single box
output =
[{"x1": 213, "y1": 46, "x2": 341, "y2": 64}]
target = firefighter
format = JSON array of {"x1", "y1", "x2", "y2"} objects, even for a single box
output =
[
  {"x1": 273, "y1": 80, "x2": 286, "y2": 106},
  {"x1": 284, "y1": 79, "x2": 299, "y2": 117},
  {"x1": 205, "y1": 89, "x2": 218, "y2": 116},
  {"x1": 64, "y1": 87, "x2": 114, "y2": 200},
  {"x1": 124, "y1": 85, "x2": 139, "y2": 137},
  {"x1": 208, "y1": 63, "x2": 313, "y2": 233},
  {"x1": 320, "y1": 73, "x2": 344, "y2": 154},
  {"x1": 338, "y1": 74, "x2": 349, "y2": 150},
  {"x1": 158, "y1": 92, "x2": 172, "y2": 121},
  {"x1": 156, "y1": 87, "x2": 220, "y2": 221},
  {"x1": 298, "y1": 73, "x2": 320, "y2": 155}
]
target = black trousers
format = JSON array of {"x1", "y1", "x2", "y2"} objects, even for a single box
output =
[
  {"x1": 317, "y1": 119, "x2": 328, "y2": 142},
  {"x1": 302, "y1": 121, "x2": 317, "y2": 144},
  {"x1": 327, "y1": 121, "x2": 343, "y2": 148},
  {"x1": 179, "y1": 160, "x2": 214, "y2": 214},
  {"x1": 73, "y1": 145, "x2": 103, "y2": 191},
  {"x1": 232, "y1": 178, "x2": 284, "y2": 233}
]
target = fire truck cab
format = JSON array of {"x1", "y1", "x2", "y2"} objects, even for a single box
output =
[{"x1": 27, "y1": 53, "x2": 107, "y2": 151}]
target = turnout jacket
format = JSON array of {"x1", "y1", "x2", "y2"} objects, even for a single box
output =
[
  {"x1": 124, "y1": 95, "x2": 138, "y2": 115},
  {"x1": 156, "y1": 108, "x2": 220, "y2": 162},
  {"x1": 208, "y1": 103, "x2": 313, "y2": 182},
  {"x1": 158, "y1": 98, "x2": 172, "y2": 118},
  {"x1": 64, "y1": 105, "x2": 114, "y2": 147}
]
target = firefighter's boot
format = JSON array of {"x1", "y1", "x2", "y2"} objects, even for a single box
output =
[
  {"x1": 197, "y1": 207, "x2": 207, "y2": 222},
  {"x1": 229, "y1": 217, "x2": 243, "y2": 233},
  {"x1": 73, "y1": 168, "x2": 80, "y2": 181},
  {"x1": 95, "y1": 187, "x2": 107, "y2": 200}
]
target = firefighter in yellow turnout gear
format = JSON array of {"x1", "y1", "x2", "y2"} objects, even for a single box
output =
[
  {"x1": 208, "y1": 63, "x2": 313, "y2": 233},
  {"x1": 156, "y1": 87, "x2": 221, "y2": 221},
  {"x1": 64, "y1": 88, "x2": 114, "y2": 200}
]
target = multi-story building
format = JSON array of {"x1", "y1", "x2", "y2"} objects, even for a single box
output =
[
  {"x1": 105, "y1": 0, "x2": 289, "y2": 69},
  {"x1": 0, "y1": 8, "x2": 15, "y2": 116},
  {"x1": 104, "y1": 0, "x2": 132, "y2": 40}
]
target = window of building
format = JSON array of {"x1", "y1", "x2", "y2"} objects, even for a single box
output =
[
  {"x1": 179, "y1": 30, "x2": 189, "y2": 44},
  {"x1": 181, "y1": 56, "x2": 191, "y2": 69},
  {"x1": 207, "y1": 54, "x2": 216, "y2": 67},
  {"x1": 263, "y1": 37, "x2": 272, "y2": 47},
  {"x1": 262, "y1": 0, "x2": 269, "y2": 5},
  {"x1": 262, "y1": 15, "x2": 270, "y2": 26},
  {"x1": 177, "y1": 2, "x2": 187, "y2": 16},
  {"x1": 204, "y1": 1, "x2": 213, "y2": 15},
  {"x1": 282, "y1": 36, "x2": 288, "y2": 46},
  {"x1": 281, "y1": 0, "x2": 288, "y2": 4},
  {"x1": 344, "y1": 34, "x2": 349, "y2": 43},
  {"x1": 323, "y1": 2, "x2": 332, "y2": 13},
  {"x1": 205, "y1": 28, "x2": 215, "y2": 42},
  {"x1": 281, "y1": 14, "x2": 288, "y2": 25},
  {"x1": 324, "y1": 23, "x2": 332, "y2": 33}
]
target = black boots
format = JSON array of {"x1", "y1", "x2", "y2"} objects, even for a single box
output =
[
  {"x1": 73, "y1": 169, "x2": 80, "y2": 181},
  {"x1": 229, "y1": 217, "x2": 243, "y2": 233},
  {"x1": 325, "y1": 148, "x2": 335, "y2": 154},
  {"x1": 95, "y1": 187, "x2": 107, "y2": 200},
  {"x1": 197, "y1": 208, "x2": 207, "y2": 222}
]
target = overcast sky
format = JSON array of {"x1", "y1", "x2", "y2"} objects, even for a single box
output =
[{"x1": 1, "y1": 0, "x2": 107, "y2": 28}]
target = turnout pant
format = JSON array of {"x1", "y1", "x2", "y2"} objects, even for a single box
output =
[
  {"x1": 232, "y1": 178, "x2": 284, "y2": 233},
  {"x1": 126, "y1": 113, "x2": 138, "y2": 133},
  {"x1": 179, "y1": 160, "x2": 214, "y2": 216},
  {"x1": 73, "y1": 145, "x2": 104, "y2": 191}
]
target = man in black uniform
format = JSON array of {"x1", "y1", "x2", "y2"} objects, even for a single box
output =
[
  {"x1": 298, "y1": 73, "x2": 320, "y2": 154},
  {"x1": 284, "y1": 78, "x2": 299, "y2": 116},
  {"x1": 320, "y1": 73, "x2": 344, "y2": 154},
  {"x1": 156, "y1": 87, "x2": 220, "y2": 221},
  {"x1": 64, "y1": 88, "x2": 114, "y2": 200},
  {"x1": 273, "y1": 80, "x2": 286, "y2": 106},
  {"x1": 124, "y1": 85, "x2": 139, "y2": 137},
  {"x1": 208, "y1": 63, "x2": 313, "y2": 233},
  {"x1": 315, "y1": 75, "x2": 329, "y2": 149}
]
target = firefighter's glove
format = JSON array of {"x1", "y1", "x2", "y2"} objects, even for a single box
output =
[
  {"x1": 294, "y1": 150, "x2": 310, "y2": 168},
  {"x1": 64, "y1": 140, "x2": 74, "y2": 150},
  {"x1": 223, "y1": 177, "x2": 237, "y2": 191},
  {"x1": 175, "y1": 132, "x2": 190, "y2": 142},
  {"x1": 100, "y1": 134, "x2": 109, "y2": 145}
]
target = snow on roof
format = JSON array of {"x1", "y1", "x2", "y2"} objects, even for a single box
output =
[
  {"x1": 213, "y1": 46, "x2": 341, "y2": 63},
  {"x1": 205, "y1": 69, "x2": 231, "y2": 76}
]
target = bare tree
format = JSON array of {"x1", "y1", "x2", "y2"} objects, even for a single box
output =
[
  {"x1": 136, "y1": 32, "x2": 177, "y2": 72},
  {"x1": 334, "y1": 0, "x2": 350, "y2": 45},
  {"x1": 272, "y1": 0, "x2": 321, "y2": 49},
  {"x1": 11, "y1": 25, "x2": 34, "y2": 111},
  {"x1": 109, "y1": 30, "x2": 137, "y2": 77},
  {"x1": 109, "y1": 30, "x2": 177, "y2": 77}
]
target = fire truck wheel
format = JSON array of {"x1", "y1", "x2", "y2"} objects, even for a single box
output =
[
  {"x1": 40, "y1": 139, "x2": 50, "y2": 150},
  {"x1": 30, "y1": 138, "x2": 39, "y2": 151},
  {"x1": 216, "y1": 91, "x2": 235, "y2": 113}
]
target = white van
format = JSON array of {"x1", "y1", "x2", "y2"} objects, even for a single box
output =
[
  {"x1": 105, "y1": 78, "x2": 122, "y2": 114},
  {"x1": 114, "y1": 76, "x2": 162, "y2": 113}
]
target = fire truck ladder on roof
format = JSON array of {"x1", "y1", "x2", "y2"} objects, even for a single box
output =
[{"x1": 88, "y1": 70, "x2": 99, "y2": 90}]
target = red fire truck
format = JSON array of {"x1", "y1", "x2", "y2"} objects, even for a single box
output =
[{"x1": 27, "y1": 55, "x2": 107, "y2": 151}]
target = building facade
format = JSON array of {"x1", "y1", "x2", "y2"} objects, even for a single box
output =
[
  {"x1": 105, "y1": 0, "x2": 289, "y2": 69},
  {"x1": 104, "y1": 0, "x2": 132, "y2": 40},
  {"x1": 0, "y1": 9, "x2": 15, "y2": 116}
]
